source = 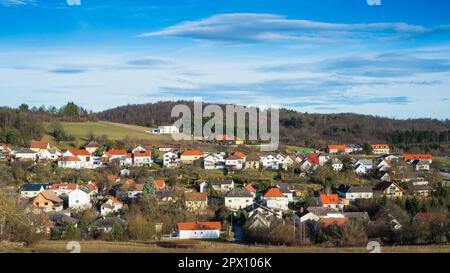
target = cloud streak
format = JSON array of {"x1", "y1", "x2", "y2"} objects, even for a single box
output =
[{"x1": 139, "y1": 13, "x2": 445, "y2": 44}]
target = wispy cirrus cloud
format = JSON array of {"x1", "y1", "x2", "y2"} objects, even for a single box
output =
[
  {"x1": 139, "y1": 13, "x2": 444, "y2": 44},
  {"x1": 258, "y1": 53, "x2": 450, "y2": 78},
  {"x1": 0, "y1": 0, "x2": 35, "y2": 6}
]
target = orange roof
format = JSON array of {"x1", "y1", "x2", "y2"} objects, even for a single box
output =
[
  {"x1": 69, "y1": 149, "x2": 91, "y2": 156},
  {"x1": 328, "y1": 145, "x2": 351, "y2": 151},
  {"x1": 50, "y1": 183, "x2": 77, "y2": 191},
  {"x1": 263, "y1": 187, "x2": 285, "y2": 198},
  {"x1": 30, "y1": 141, "x2": 49, "y2": 149},
  {"x1": 154, "y1": 179, "x2": 165, "y2": 189},
  {"x1": 319, "y1": 218, "x2": 348, "y2": 226},
  {"x1": 133, "y1": 150, "x2": 151, "y2": 157},
  {"x1": 86, "y1": 182, "x2": 98, "y2": 191},
  {"x1": 177, "y1": 222, "x2": 221, "y2": 231},
  {"x1": 107, "y1": 149, "x2": 126, "y2": 156},
  {"x1": 320, "y1": 194, "x2": 339, "y2": 205},
  {"x1": 181, "y1": 150, "x2": 203, "y2": 156},
  {"x1": 108, "y1": 196, "x2": 122, "y2": 205},
  {"x1": 404, "y1": 154, "x2": 432, "y2": 161},
  {"x1": 245, "y1": 184, "x2": 256, "y2": 193},
  {"x1": 371, "y1": 144, "x2": 390, "y2": 149},
  {"x1": 184, "y1": 191, "x2": 208, "y2": 201},
  {"x1": 233, "y1": 151, "x2": 246, "y2": 159}
]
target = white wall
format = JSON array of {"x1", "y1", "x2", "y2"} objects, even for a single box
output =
[{"x1": 179, "y1": 230, "x2": 220, "y2": 239}]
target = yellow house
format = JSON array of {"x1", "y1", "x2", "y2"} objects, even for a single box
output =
[
  {"x1": 375, "y1": 182, "x2": 403, "y2": 198},
  {"x1": 180, "y1": 150, "x2": 203, "y2": 164},
  {"x1": 33, "y1": 190, "x2": 63, "y2": 212},
  {"x1": 30, "y1": 141, "x2": 50, "y2": 153},
  {"x1": 184, "y1": 192, "x2": 208, "y2": 212}
]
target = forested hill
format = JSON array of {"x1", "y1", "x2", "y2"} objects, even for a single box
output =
[{"x1": 97, "y1": 101, "x2": 450, "y2": 153}]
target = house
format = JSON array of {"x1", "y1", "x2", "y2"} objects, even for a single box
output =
[
  {"x1": 336, "y1": 185, "x2": 373, "y2": 201},
  {"x1": 246, "y1": 203, "x2": 283, "y2": 219},
  {"x1": 209, "y1": 180, "x2": 234, "y2": 193},
  {"x1": 85, "y1": 141, "x2": 101, "y2": 154},
  {"x1": 260, "y1": 154, "x2": 281, "y2": 170},
  {"x1": 215, "y1": 134, "x2": 244, "y2": 145},
  {"x1": 275, "y1": 183, "x2": 294, "y2": 201},
  {"x1": 67, "y1": 149, "x2": 93, "y2": 167},
  {"x1": 133, "y1": 150, "x2": 152, "y2": 166},
  {"x1": 177, "y1": 222, "x2": 221, "y2": 239},
  {"x1": 281, "y1": 156, "x2": 295, "y2": 170},
  {"x1": 48, "y1": 214, "x2": 79, "y2": 232},
  {"x1": 412, "y1": 160, "x2": 431, "y2": 171},
  {"x1": 327, "y1": 145, "x2": 353, "y2": 154},
  {"x1": 409, "y1": 179, "x2": 432, "y2": 196},
  {"x1": 151, "y1": 125, "x2": 179, "y2": 134},
  {"x1": 295, "y1": 207, "x2": 345, "y2": 223},
  {"x1": 262, "y1": 187, "x2": 289, "y2": 211},
  {"x1": 184, "y1": 192, "x2": 208, "y2": 212},
  {"x1": 374, "y1": 182, "x2": 403, "y2": 198},
  {"x1": 245, "y1": 183, "x2": 258, "y2": 197},
  {"x1": 30, "y1": 141, "x2": 50, "y2": 153},
  {"x1": 244, "y1": 153, "x2": 260, "y2": 169},
  {"x1": 380, "y1": 172, "x2": 392, "y2": 182},
  {"x1": 163, "y1": 151, "x2": 180, "y2": 168},
  {"x1": 224, "y1": 188, "x2": 254, "y2": 210},
  {"x1": 371, "y1": 144, "x2": 390, "y2": 155},
  {"x1": 156, "y1": 190, "x2": 178, "y2": 203},
  {"x1": 84, "y1": 181, "x2": 98, "y2": 197},
  {"x1": 232, "y1": 151, "x2": 246, "y2": 162},
  {"x1": 225, "y1": 154, "x2": 244, "y2": 170},
  {"x1": 14, "y1": 148, "x2": 37, "y2": 162},
  {"x1": 354, "y1": 159, "x2": 373, "y2": 175},
  {"x1": 377, "y1": 160, "x2": 392, "y2": 172},
  {"x1": 373, "y1": 203, "x2": 409, "y2": 230},
  {"x1": 68, "y1": 188, "x2": 92, "y2": 209},
  {"x1": 0, "y1": 144, "x2": 13, "y2": 157},
  {"x1": 50, "y1": 183, "x2": 78, "y2": 196},
  {"x1": 106, "y1": 149, "x2": 132, "y2": 166},
  {"x1": 89, "y1": 217, "x2": 128, "y2": 234},
  {"x1": 38, "y1": 148, "x2": 61, "y2": 161},
  {"x1": 58, "y1": 156, "x2": 82, "y2": 169},
  {"x1": 33, "y1": 190, "x2": 64, "y2": 212},
  {"x1": 196, "y1": 180, "x2": 208, "y2": 193},
  {"x1": 101, "y1": 196, "x2": 123, "y2": 216},
  {"x1": 180, "y1": 150, "x2": 203, "y2": 164},
  {"x1": 404, "y1": 154, "x2": 432, "y2": 164},
  {"x1": 20, "y1": 183, "x2": 50, "y2": 199},
  {"x1": 116, "y1": 179, "x2": 144, "y2": 199},
  {"x1": 245, "y1": 209, "x2": 280, "y2": 230},
  {"x1": 330, "y1": 158, "x2": 343, "y2": 171},
  {"x1": 319, "y1": 193, "x2": 345, "y2": 210},
  {"x1": 203, "y1": 153, "x2": 225, "y2": 170},
  {"x1": 300, "y1": 154, "x2": 320, "y2": 172}
]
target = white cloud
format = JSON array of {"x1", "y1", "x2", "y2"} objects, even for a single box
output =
[
  {"x1": 66, "y1": 0, "x2": 80, "y2": 6},
  {"x1": 0, "y1": 0, "x2": 35, "y2": 6},
  {"x1": 139, "y1": 13, "x2": 436, "y2": 44}
]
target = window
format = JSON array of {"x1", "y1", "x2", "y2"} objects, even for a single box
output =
[{"x1": 44, "y1": 202, "x2": 48, "y2": 206}]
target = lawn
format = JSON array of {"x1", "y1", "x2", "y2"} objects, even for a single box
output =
[
  {"x1": 44, "y1": 121, "x2": 172, "y2": 144},
  {"x1": 3, "y1": 240, "x2": 450, "y2": 253}
]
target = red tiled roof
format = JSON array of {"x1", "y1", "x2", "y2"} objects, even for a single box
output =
[
  {"x1": 263, "y1": 187, "x2": 285, "y2": 198},
  {"x1": 107, "y1": 149, "x2": 126, "y2": 156},
  {"x1": 307, "y1": 154, "x2": 319, "y2": 165},
  {"x1": 69, "y1": 149, "x2": 91, "y2": 156},
  {"x1": 50, "y1": 183, "x2": 77, "y2": 191},
  {"x1": 404, "y1": 154, "x2": 433, "y2": 161},
  {"x1": 86, "y1": 182, "x2": 98, "y2": 191},
  {"x1": 177, "y1": 222, "x2": 221, "y2": 231},
  {"x1": 327, "y1": 145, "x2": 351, "y2": 151},
  {"x1": 181, "y1": 150, "x2": 203, "y2": 156},
  {"x1": 233, "y1": 151, "x2": 246, "y2": 159},
  {"x1": 108, "y1": 196, "x2": 122, "y2": 205},
  {"x1": 30, "y1": 141, "x2": 49, "y2": 150},
  {"x1": 245, "y1": 184, "x2": 256, "y2": 193},
  {"x1": 319, "y1": 218, "x2": 348, "y2": 226},
  {"x1": 371, "y1": 144, "x2": 390, "y2": 149},
  {"x1": 133, "y1": 150, "x2": 151, "y2": 157},
  {"x1": 320, "y1": 194, "x2": 339, "y2": 205},
  {"x1": 154, "y1": 179, "x2": 165, "y2": 189}
]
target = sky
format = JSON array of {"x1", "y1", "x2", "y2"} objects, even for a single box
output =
[{"x1": 0, "y1": 0, "x2": 450, "y2": 119}]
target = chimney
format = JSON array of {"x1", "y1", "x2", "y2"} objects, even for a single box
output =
[{"x1": 300, "y1": 207, "x2": 304, "y2": 214}]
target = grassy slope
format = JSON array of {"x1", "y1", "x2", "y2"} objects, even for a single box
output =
[
  {"x1": 43, "y1": 121, "x2": 172, "y2": 147},
  {"x1": 4, "y1": 240, "x2": 450, "y2": 253}
]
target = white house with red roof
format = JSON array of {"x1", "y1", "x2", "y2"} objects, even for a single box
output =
[
  {"x1": 50, "y1": 183, "x2": 78, "y2": 196},
  {"x1": 58, "y1": 156, "x2": 83, "y2": 169},
  {"x1": 133, "y1": 149, "x2": 152, "y2": 166},
  {"x1": 177, "y1": 222, "x2": 221, "y2": 239},
  {"x1": 107, "y1": 149, "x2": 132, "y2": 166},
  {"x1": 101, "y1": 196, "x2": 123, "y2": 216},
  {"x1": 163, "y1": 151, "x2": 180, "y2": 168},
  {"x1": 68, "y1": 188, "x2": 92, "y2": 209},
  {"x1": 262, "y1": 187, "x2": 289, "y2": 210}
]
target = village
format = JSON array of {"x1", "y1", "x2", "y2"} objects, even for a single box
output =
[{"x1": 0, "y1": 127, "x2": 449, "y2": 249}]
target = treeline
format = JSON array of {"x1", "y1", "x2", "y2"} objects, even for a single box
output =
[
  {"x1": 96, "y1": 101, "x2": 450, "y2": 154},
  {"x1": 0, "y1": 102, "x2": 96, "y2": 145}
]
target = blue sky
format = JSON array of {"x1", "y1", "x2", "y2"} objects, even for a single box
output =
[{"x1": 1, "y1": 0, "x2": 450, "y2": 119}]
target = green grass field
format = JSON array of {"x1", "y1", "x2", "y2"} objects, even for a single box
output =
[{"x1": 43, "y1": 121, "x2": 172, "y2": 147}]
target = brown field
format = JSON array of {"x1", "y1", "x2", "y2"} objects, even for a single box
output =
[{"x1": 2, "y1": 240, "x2": 449, "y2": 253}]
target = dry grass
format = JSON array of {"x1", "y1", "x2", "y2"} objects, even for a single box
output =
[{"x1": 4, "y1": 240, "x2": 450, "y2": 253}]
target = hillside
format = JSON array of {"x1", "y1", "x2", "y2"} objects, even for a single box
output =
[{"x1": 97, "y1": 101, "x2": 450, "y2": 154}]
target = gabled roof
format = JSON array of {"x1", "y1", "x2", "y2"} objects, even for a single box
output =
[
  {"x1": 224, "y1": 188, "x2": 253, "y2": 198},
  {"x1": 320, "y1": 194, "x2": 339, "y2": 205},
  {"x1": 306, "y1": 154, "x2": 319, "y2": 165},
  {"x1": 263, "y1": 187, "x2": 285, "y2": 198},
  {"x1": 154, "y1": 179, "x2": 165, "y2": 189},
  {"x1": 39, "y1": 190, "x2": 63, "y2": 203},
  {"x1": 404, "y1": 154, "x2": 432, "y2": 161},
  {"x1": 69, "y1": 149, "x2": 91, "y2": 156},
  {"x1": 21, "y1": 183, "x2": 50, "y2": 191},
  {"x1": 107, "y1": 149, "x2": 127, "y2": 156},
  {"x1": 60, "y1": 156, "x2": 81, "y2": 162},
  {"x1": 374, "y1": 181, "x2": 403, "y2": 192},
  {"x1": 209, "y1": 180, "x2": 234, "y2": 186},
  {"x1": 371, "y1": 144, "x2": 390, "y2": 149},
  {"x1": 184, "y1": 191, "x2": 207, "y2": 202},
  {"x1": 245, "y1": 183, "x2": 257, "y2": 193},
  {"x1": 107, "y1": 196, "x2": 123, "y2": 205},
  {"x1": 233, "y1": 151, "x2": 246, "y2": 159},
  {"x1": 50, "y1": 183, "x2": 78, "y2": 191},
  {"x1": 133, "y1": 150, "x2": 151, "y2": 157},
  {"x1": 86, "y1": 141, "x2": 101, "y2": 148},
  {"x1": 30, "y1": 141, "x2": 49, "y2": 149},
  {"x1": 177, "y1": 222, "x2": 221, "y2": 231},
  {"x1": 181, "y1": 150, "x2": 203, "y2": 156}
]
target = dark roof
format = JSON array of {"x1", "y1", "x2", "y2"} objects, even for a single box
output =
[
  {"x1": 337, "y1": 185, "x2": 373, "y2": 193},
  {"x1": 90, "y1": 217, "x2": 127, "y2": 228},
  {"x1": 275, "y1": 182, "x2": 291, "y2": 193},
  {"x1": 224, "y1": 188, "x2": 253, "y2": 198},
  {"x1": 209, "y1": 180, "x2": 234, "y2": 186},
  {"x1": 156, "y1": 190, "x2": 176, "y2": 199},
  {"x1": 21, "y1": 183, "x2": 51, "y2": 191},
  {"x1": 48, "y1": 214, "x2": 78, "y2": 225}
]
